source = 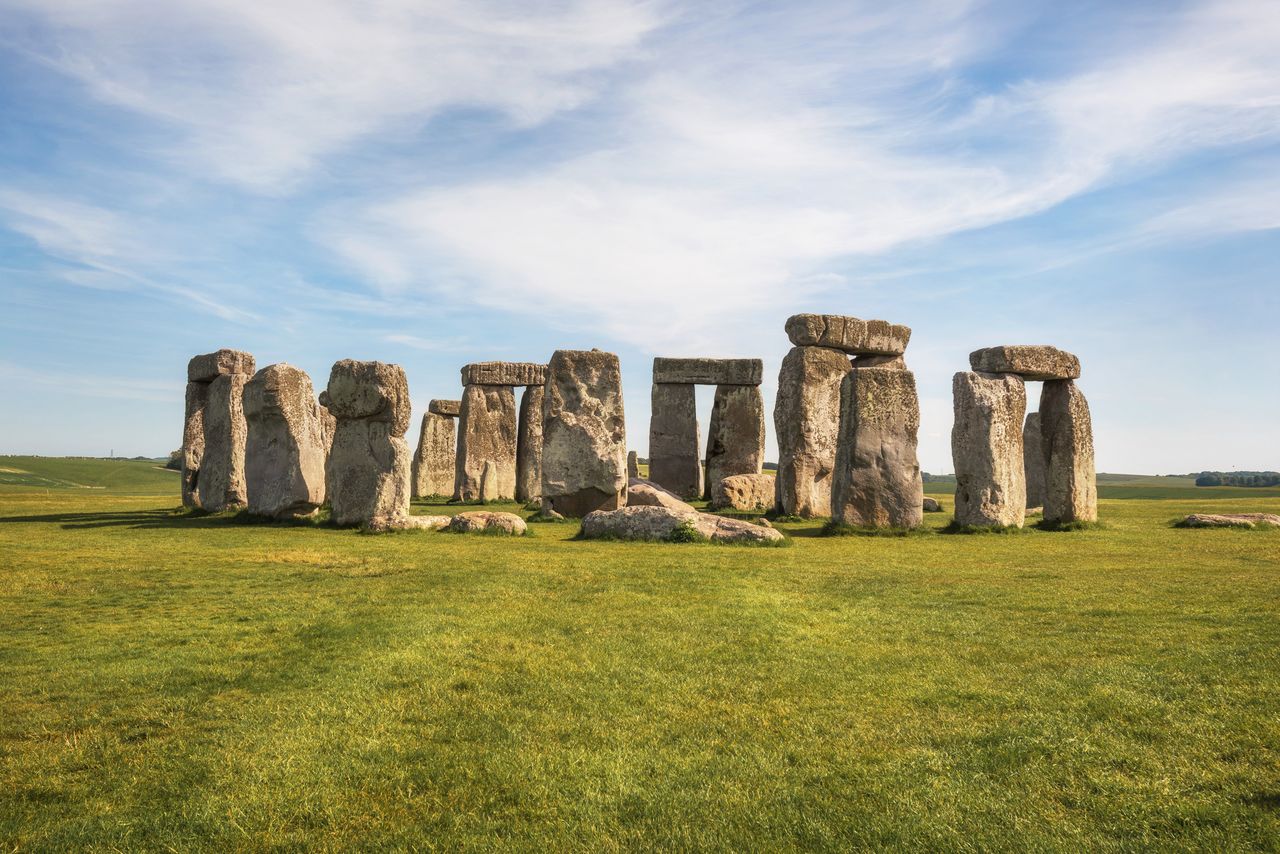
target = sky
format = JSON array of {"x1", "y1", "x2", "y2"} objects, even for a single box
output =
[{"x1": 0, "y1": 0, "x2": 1277, "y2": 474}]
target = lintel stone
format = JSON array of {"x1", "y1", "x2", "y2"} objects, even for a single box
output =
[
  {"x1": 652, "y1": 357, "x2": 762, "y2": 386},
  {"x1": 460, "y1": 362, "x2": 547, "y2": 386},
  {"x1": 969, "y1": 345, "x2": 1081, "y2": 381},
  {"x1": 785, "y1": 314, "x2": 911, "y2": 355},
  {"x1": 428, "y1": 399, "x2": 461, "y2": 417}
]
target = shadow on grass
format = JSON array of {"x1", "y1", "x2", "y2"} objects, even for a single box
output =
[{"x1": 821, "y1": 521, "x2": 932, "y2": 538}]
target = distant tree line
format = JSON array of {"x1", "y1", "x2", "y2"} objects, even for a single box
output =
[
  {"x1": 921, "y1": 472, "x2": 956, "y2": 483},
  {"x1": 1194, "y1": 471, "x2": 1280, "y2": 487}
]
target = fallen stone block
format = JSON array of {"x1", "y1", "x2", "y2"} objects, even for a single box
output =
[
  {"x1": 709, "y1": 473, "x2": 776, "y2": 511},
  {"x1": 580, "y1": 505, "x2": 783, "y2": 544},
  {"x1": 1180, "y1": 513, "x2": 1280, "y2": 528},
  {"x1": 627, "y1": 477, "x2": 695, "y2": 512},
  {"x1": 923, "y1": 496, "x2": 942, "y2": 512},
  {"x1": 448, "y1": 511, "x2": 528, "y2": 535}
]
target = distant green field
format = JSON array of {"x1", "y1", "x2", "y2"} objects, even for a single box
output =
[{"x1": 0, "y1": 456, "x2": 178, "y2": 495}]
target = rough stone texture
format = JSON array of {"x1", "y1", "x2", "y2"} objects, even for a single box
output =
[
  {"x1": 1040, "y1": 380, "x2": 1098, "y2": 524},
  {"x1": 692, "y1": 512, "x2": 786, "y2": 544},
  {"x1": 648, "y1": 383, "x2": 701, "y2": 499},
  {"x1": 319, "y1": 404, "x2": 336, "y2": 455},
  {"x1": 709, "y1": 473, "x2": 775, "y2": 511},
  {"x1": 580, "y1": 505, "x2": 783, "y2": 543},
  {"x1": 197, "y1": 372, "x2": 250, "y2": 512},
  {"x1": 541, "y1": 349, "x2": 627, "y2": 517},
  {"x1": 319, "y1": 359, "x2": 411, "y2": 434},
  {"x1": 785, "y1": 314, "x2": 911, "y2": 356},
  {"x1": 188, "y1": 349, "x2": 255, "y2": 383},
  {"x1": 478, "y1": 460, "x2": 501, "y2": 502},
  {"x1": 652, "y1": 357, "x2": 763, "y2": 386},
  {"x1": 774, "y1": 346, "x2": 853, "y2": 517},
  {"x1": 454, "y1": 384, "x2": 517, "y2": 502},
  {"x1": 627, "y1": 477, "x2": 695, "y2": 512},
  {"x1": 852, "y1": 354, "x2": 906, "y2": 370},
  {"x1": 182, "y1": 381, "x2": 207, "y2": 508},
  {"x1": 705, "y1": 384, "x2": 766, "y2": 498},
  {"x1": 1181, "y1": 513, "x2": 1280, "y2": 528},
  {"x1": 448, "y1": 511, "x2": 527, "y2": 535},
  {"x1": 531, "y1": 503, "x2": 566, "y2": 523},
  {"x1": 627, "y1": 451, "x2": 639, "y2": 479},
  {"x1": 831, "y1": 366, "x2": 924, "y2": 528},
  {"x1": 1023, "y1": 412, "x2": 1046, "y2": 510},
  {"x1": 923, "y1": 496, "x2": 942, "y2": 512},
  {"x1": 970, "y1": 346, "x2": 1081, "y2": 381},
  {"x1": 428, "y1": 399, "x2": 460, "y2": 417},
  {"x1": 242, "y1": 364, "x2": 329, "y2": 519},
  {"x1": 516, "y1": 384, "x2": 544, "y2": 502},
  {"x1": 410, "y1": 412, "x2": 456, "y2": 498},
  {"x1": 951, "y1": 371, "x2": 1027, "y2": 528},
  {"x1": 460, "y1": 362, "x2": 547, "y2": 387}
]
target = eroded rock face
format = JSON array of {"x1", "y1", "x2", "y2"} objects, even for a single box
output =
[
  {"x1": 428, "y1": 399, "x2": 460, "y2": 417},
  {"x1": 1023, "y1": 412, "x2": 1046, "y2": 510},
  {"x1": 774, "y1": 346, "x2": 853, "y2": 517},
  {"x1": 320, "y1": 359, "x2": 412, "y2": 434},
  {"x1": 652, "y1": 357, "x2": 762, "y2": 386},
  {"x1": 969, "y1": 346, "x2": 1080, "y2": 381},
  {"x1": 1181, "y1": 513, "x2": 1280, "y2": 528},
  {"x1": 923, "y1": 496, "x2": 942, "y2": 513},
  {"x1": 183, "y1": 349, "x2": 254, "y2": 510},
  {"x1": 182, "y1": 382, "x2": 207, "y2": 508},
  {"x1": 648, "y1": 383, "x2": 701, "y2": 499},
  {"x1": 627, "y1": 477, "x2": 695, "y2": 512},
  {"x1": 460, "y1": 362, "x2": 548, "y2": 386},
  {"x1": 454, "y1": 384, "x2": 517, "y2": 502},
  {"x1": 197, "y1": 372, "x2": 251, "y2": 512},
  {"x1": 411, "y1": 412, "x2": 456, "y2": 498},
  {"x1": 785, "y1": 314, "x2": 911, "y2": 356},
  {"x1": 951, "y1": 371, "x2": 1027, "y2": 528},
  {"x1": 1040, "y1": 380, "x2": 1097, "y2": 524},
  {"x1": 580, "y1": 505, "x2": 783, "y2": 543},
  {"x1": 627, "y1": 451, "x2": 639, "y2": 479},
  {"x1": 541, "y1": 350, "x2": 627, "y2": 517},
  {"x1": 709, "y1": 473, "x2": 776, "y2": 511},
  {"x1": 831, "y1": 366, "x2": 923, "y2": 528},
  {"x1": 447, "y1": 511, "x2": 527, "y2": 535},
  {"x1": 242, "y1": 363, "x2": 329, "y2": 519},
  {"x1": 188, "y1": 349, "x2": 256, "y2": 383},
  {"x1": 705, "y1": 384, "x2": 765, "y2": 498},
  {"x1": 516, "y1": 384, "x2": 544, "y2": 503}
]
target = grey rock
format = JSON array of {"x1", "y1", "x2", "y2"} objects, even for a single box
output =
[
  {"x1": 187, "y1": 349, "x2": 255, "y2": 383},
  {"x1": 454, "y1": 384, "x2": 517, "y2": 502},
  {"x1": 318, "y1": 359, "x2": 412, "y2": 434},
  {"x1": 709, "y1": 473, "x2": 776, "y2": 511},
  {"x1": 1023, "y1": 412, "x2": 1046, "y2": 510},
  {"x1": 541, "y1": 349, "x2": 627, "y2": 517},
  {"x1": 922, "y1": 496, "x2": 942, "y2": 512},
  {"x1": 774, "y1": 346, "x2": 853, "y2": 517},
  {"x1": 1181, "y1": 513, "x2": 1280, "y2": 528},
  {"x1": 652, "y1": 357, "x2": 763, "y2": 386},
  {"x1": 580, "y1": 505, "x2": 783, "y2": 543},
  {"x1": 428, "y1": 399, "x2": 461, "y2": 417},
  {"x1": 515, "y1": 384, "x2": 544, "y2": 502},
  {"x1": 831, "y1": 366, "x2": 923, "y2": 528},
  {"x1": 181, "y1": 381, "x2": 207, "y2": 509},
  {"x1": 627, "y1": 451, "x2": 639, "y2": 479},
  {"x1": 627, "y1": 477, "x2": 695, "y2": 512},
  {"x1": 530, "y1": 502, "x2": 566, "y2": 523},
  {"x1": 705, "y1": 384, "x2": 765, "y2": 498},
  {"x1": 1040, "y1": 380, "x2": 1097, "y2": 524},
  {"x1": 969, "y1": 346, "x2": 1081, "y2": 381},
  {"x1": 785, "y1": 314, "x2": 911, "y2": 355},
  {"x1": 851, "y1": 354, "x2": 906, "y2": 370},
  {"x1": 242, "y1": 364, "x2": 329, "y2": 519},
  {"x1": 197, "y1": 372, "x2": 250, "y2": 512},
  {"x1": 410, "y1": 412, "x2": 456, "y2": 498},
  {"x1": 692, "y1": 512, "x2": 786, "y2": 544},
  {"x1": 448, "y1": 511, "x2": 527, "y2": 535},
  {"x1": 951, "y1": 371, "x2": 1027, "y2": 528},
  {"x1": 460, "y1": 362, "x2": 547, "y2": 387},
  {"x1": 648, "y1": 383, "x2": 701, "y2": 499}
]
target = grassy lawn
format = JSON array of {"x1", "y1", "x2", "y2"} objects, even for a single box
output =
[{"x1": 1, "y1": 457, "x2": 1278, "y2": 850}]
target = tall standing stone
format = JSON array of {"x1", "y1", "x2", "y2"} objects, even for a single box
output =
[
  {"x1": 411, "y1": 408, "x2": 457, "y2": 498},
  {"x1": 1023, "y1": 412, "x2": 1046, "y2": 509},
  {"x1": 181, "y1": 381, "x2": 207, "y2": 508},
  {"x1": 454, "y1": 384, "x2": 517, "y2": 501},
  {"x1": 831, "y1": 365, "x2": 923, "y2": 528},
  {"x1": 541, "y1": 349, "x2": 627, "y2": 517},
  {"x1": 1040, "y1": 380, "x2": 1098, "y2": 524},
  {"x1": 627, "y1": 451, "x2": 639, "y2": 479},
  {"x1": 704, "y1": 384, "x2": 765, "y2": 498},
  {"x1": 242, "y1": 363, "x2": 329, "y2": 519},
  {"x1": 648, "y1": 383, "x2": 701, "y2": 499},
  {"x1": 951, "y1": 371, "x2": 1027, "y2": 528},
  {"x1": 774, "y1": 346, "x2": 853, "y2": 517},
  {"x1": 516, "y1": 384, "x2": 545, "y2": 503},
  {"x1": 185, "y1": 349, "x2": 255, "y2": 512}
]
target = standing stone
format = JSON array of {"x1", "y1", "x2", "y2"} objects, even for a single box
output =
[
  {"x1": 242, "y1": 363, "x2": 328, "y2": 519},
  {"x1": 704, "y1": 384, "x2": 765, "y2": 498},
  {"x1": 951, "y1": 372, "x2": 1027, "y2": 528},
  {"x1": 627, "y1": 451, "x2": 639, "y2": 479},
  {"x1": 831, "y1": 366, "x2": 923, "y2": 528},
  {"x1": 516, "y1": 384, "x2": 545, "y2": 503},
  {"x1": 774, "y1": 346, "x2": 853, "y2": 517},
  {"x1": 1040, "y1": 380, "x2": 1098, "y2": 524},
  {"x1": 1023, "y1": 412, "x2": 1046, "y2": 509},
  {"x1": 479, "y1": 460, "x2": 501, "y2": 502},
  {"x1": 648, "y1": 383, "x2": 701, "y2": 499},
  {"x1": 198, "y1": 372, "x2": 251, "y2": 512},
  {"x1": 181, "y1": 382, "x2": 207, "y2": 508},
  {"x1": 541, "y1": 349, "x2": 627, "y2": 517},
  {"x1": 410, "y1": 410, "x2": 456, "y2": 498},
  {"x1": 454, "y1": 384, "x2": 517, "y2": 502},
  {"x1": 320, "y1": 360, "x2": 413, "y2": 528}
]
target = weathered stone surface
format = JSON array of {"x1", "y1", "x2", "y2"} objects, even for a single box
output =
[
  {"x1": 188, "y1": 349, "x2": 255, "y2": 383},
  {"x1": 774, "y1": 346, "x2": 853, "y2": 517},
  {"x1": 428, "y1": 399, "x2": 460, "y2": 417},
  {"x1": 1040, "y1": 380, "x2": 1097, "y2": 524},
  {"x1": 705, "y1": 384, "x2": 765, "y2": 498},
  {"x1": 580, "y1": 505, "x2": 783, "y2": 543},
  {"x1": 326, "y1": 419, "x2": 412, "y2": 527},
  {"x1": 692, "y1": 512, "x2": 785, "y2": 544},
  {"x1": 1023, "y1": 412, "x2": 1046, "y2": 510},
  {"x1": 515, "y1": 384, "x2": 544, "y2": 502},
  {"x1": 448, "y1": 511, "x2": 527, "y2": 535},
  {"x1": 970, "y1": 346, "x2": 1081, "y2": 381},
  {"x1": 628, "y1": 477, "x2": 695, "y2": 512},
  {"x1": 923, "y1": 496, "x2": 942, "y2": 513},
  {"x1": 831, "y1": 366, "x2": 923, "y2": 528},
  {"x1": 318, "y1": 360, "x2": 411, "y2": 434},
  {"x1": 242, "y1": 364, "x2": 329, "y2": 519},
  {"x1": 410, "y1": 412, "x2": 456, "y2": 498},
  {"x1": 785, "y1": 315, "x2": 911, "y2": 356},
  {"x1": 709, "y1": 473, "x2": 775, "y2": 511},
  {"x1": 460, "y1": 362, "x2": 547, "y2": 387},
  {"x1": 952, "y1": 372, "x2": 1027, "y2": 528},
  {"x1": 197, "y1": 372, "x2": 250, "y2": 512},
  {"x1": 648, "y1": 383, "x2": 701, "y2": 499},
  {"x1": 454, "y1": 384, "x2": 517, "y2": 502},
  {"x1": 652, "y1": 357, "x2": 762, "y2": 386},
  {"x1": 541, "y1": 350, "x2": 627, "y2": 516},
  {"x1": 478, "y1": 460, "x2": 500, "y2": 502},
  {"x1": 1180, "y1": 513, "x2": 1280, "y2": 528},
  {"x1": 531, "y1": 503, "x2": 566, "y2": 523},
  {"x1": 852, "y1": 354, "x2": 906, "y2": 370},
  {"x1": 627, "y1": 451, "x2": 639, "y2": 479},
  {"x1": 182, "y1": 381, "x2": 207, "y2": 508}
]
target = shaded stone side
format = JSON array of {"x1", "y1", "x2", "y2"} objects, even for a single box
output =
[
  {"x1": 411, "y1": 412, "x2": 456, "y2": 498},
  {"x1": 652, "y1": 357, "x2": 763, "y2": 386},
  {"x1": 516, "y1": 384, "x2": 545, "y2": 503},
  {"x1": 1040, "y1": 380, "x2": 1098, "y2": 524},
  {"x1": 454, "y1": 384, "x2": 517, "y2": 502},
  {"x1": 951, "y1": 371, "x2": 1027, "y2": 528},
  {"x1": 1023, "y1": 412, "x2": 1046, "y2": 509},
  {"x1": 541, "y1": 349, "x2": 627, "y2": 517},
  {"x1": 648, "y1": 383, "x2": 701, "y2": 499},
  {"x1": 704, "y1": 384, "x2": 765, "y2": 498},
  {"x1": 182, "y1": 381, "x2": 207, "y2": 508},
  {"x1": 243, "y1": 363, "x2": 328, "y2": 519},
  {"x1": 773, "y1": 346, "x2": 853, "y2": 517},
  {"x1": 428, "y1": 399, "x2": 460, "y2": 417},
  {"x1": 197, "y1": 372, "x2": 250, "y2": 512},
  {"x1": 831, "y1": 366, "x2": 923, "y2": 528}
]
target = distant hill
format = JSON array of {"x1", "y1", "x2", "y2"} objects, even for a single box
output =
[
  {"x1": 0, "y1": 456, "x2": 178, "y2": 495},
  {"x1": 1191, "y1": 471, "x2": 1280, "y2": 487}
]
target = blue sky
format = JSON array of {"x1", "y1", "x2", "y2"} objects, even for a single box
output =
[{"x1": 0, "y1": 0, "x2": 1276, "y2": 473}]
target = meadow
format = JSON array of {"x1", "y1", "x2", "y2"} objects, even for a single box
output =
[{"x1": 1, "y1": 456, "x2": 1278, "y2": 850}]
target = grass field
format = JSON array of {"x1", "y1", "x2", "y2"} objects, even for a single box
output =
[{"x1": 2, "y1": 457, "x2": 1278, "y2": 850}]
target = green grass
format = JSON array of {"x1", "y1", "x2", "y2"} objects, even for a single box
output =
[
  {"x1": 0, "y1": 455, "x2": 178, "y2": 494},
  {"x1": 2, "y1": 461, "x2": 1279, "y2": 850}
]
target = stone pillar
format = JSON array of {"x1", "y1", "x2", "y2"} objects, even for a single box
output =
[
  {"x1": 411, "y1": 405, "x2": 457, "y2": 499},
  {"x1": 773, "y1": 346, "x2": 852, "y2": 517},
  {"x1": 181, "y1": 381, "x2": 207, "y2": 508},
  {"x1": 648, "y1": 383, "x2": 701, "y2": 499},
  {"x1": 831, "y1": 364, "x2": 923, "y2": 528},
  {"x1": 627, "y1": 451, "x2": 639, "y2": 479},
  {"x1": 1023, "y1": 411, "x2": 1046, "y2": 510},
  {"x1": 243, "y1": 363, "x2": 329, "y2": 519},
  {"x1": 951, "y1": 371, "x2": 1027, "y2": 528},
  {"x1": 454, "y1": 384, "x2": 517, "y2": 502},
  {"x1": 516, "y1": 384, "x2": 545, "y2": 503},
  {"x1": 704, "y1": 384, "x2": 765, "y2": 498},
  {"x1": 1040, "y1": 380, "x2": 1097, "y2": 524},
  {"x1": 320, "y1": 360, "x2": 413, "y2": 527},
  {"x1": 541, "y1": 349, "x2": 627, "y2": 517},
  {"x1": 186, "y1": 349, "x2": 256, "y2": 513}
]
